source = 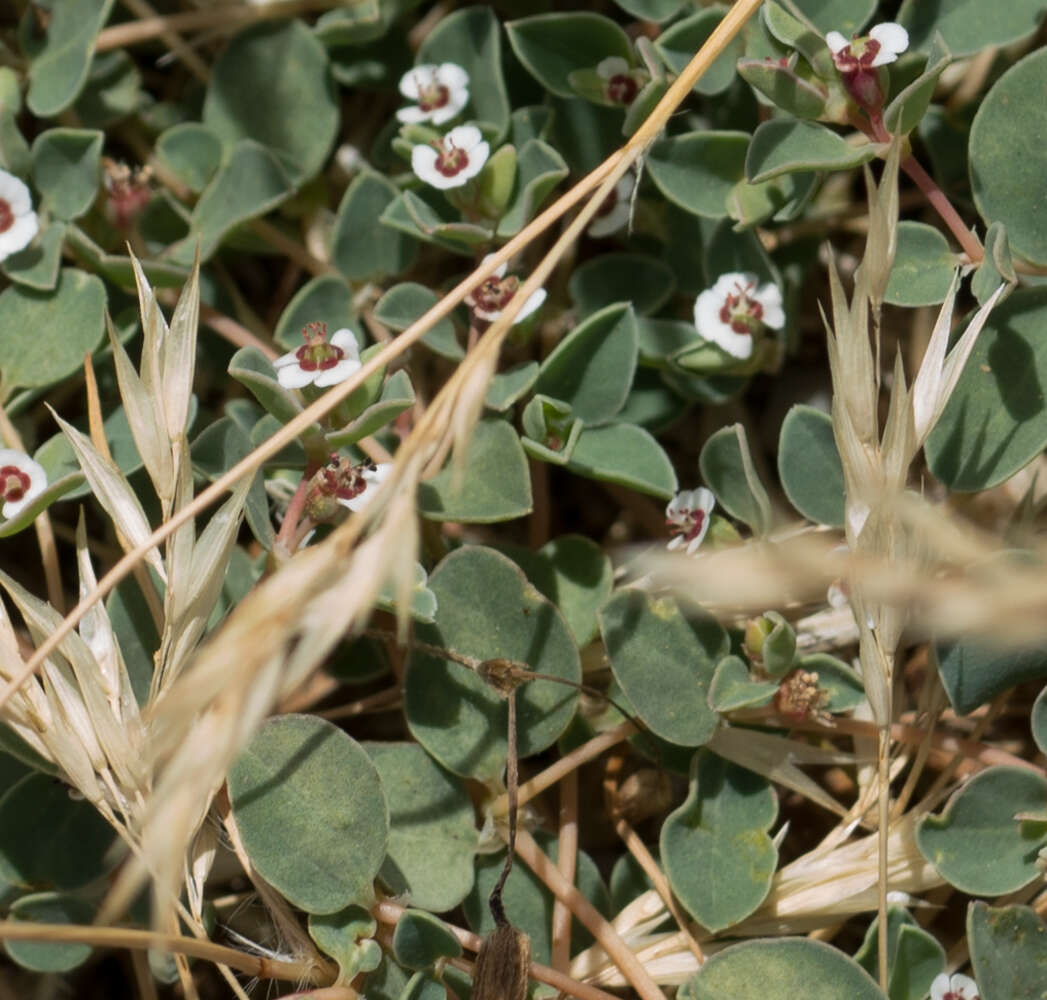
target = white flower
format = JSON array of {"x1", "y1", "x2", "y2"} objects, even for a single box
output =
[
  {"x1": 596, "y1": 56, "x2": 644, "y2": 105},
  {"x1": 273, "y1": 323, "x2": 362, "y2": 390},
  {"x1": 588, "y1": 174, "x2": 636, "y2": 238},
  {"x1": 0, "y1": 170, "x2": 39, "y2": 262},
  {"x1": 930, "y1": 973, "x2": 980, "y2": 1000},
  {"x1": 337, "y1": 461, "x2": 392, "y2": 513},
  {"x1": 666, "y1": 487, "x2": 715, "y2": 555},
  {"x1": 411, "y1": 125, "x2": 489, "y2": 190},
  {"x1": 397, "y1": 63, "x2": 470, "y2": 126},
  {"x1": 0, "y1": 449, "x2": 47, "y2": 520},
  {"x1": 466, "y1": 254, "x2": 546, "y2": 324},
  {"x1": 693, "y1": 272, "x2": 785, "y2": 360},
  {"x1": 826, "y1": 22, "x2": 909, "y2": 70}
]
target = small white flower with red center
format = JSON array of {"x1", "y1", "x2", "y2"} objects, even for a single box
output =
[
  {"x1": 305, "y1": 457, "x2": 393, "y2": 521},
  {"x1": 694, "y1": 272, "x2": 785, "y2": 360},
  {"x1": 466, "y1": 254, "x2": 546, "y2": 324},
  {"x1": 930, "y1": 973, "x2": 980, "y2": 1000},
  {"x1": 397, "y1": 63, "x2": 470, "y2": 126},
  {"x1": 596, "y1": 57, "x2": 645, "y2": 106},
  {"x1": 588, "y1": 174, "x2": 636, "y2": 238},
  {"x1": 0, "y1": 449, "x2": 47, "y2": 520},
  {"x1": 826, "y1": 23, "x2": 909, "y2": 71},
  {"x1": 0, "y1": 170, "x2": 39, "y2": 262},
  {"x1": 666, "y1": 487, "x2": 715, "y2": 556},
  {"x1": 273, "y1": 322, "x2": 362, "y2": 390},
  {"x1": 411, "y1": 125, "x2": 490, "y2": 191}
]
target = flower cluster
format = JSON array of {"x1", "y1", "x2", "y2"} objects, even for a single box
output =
[
  {"x1": 0, "y1": 169, "x2": 39, "y2": 262},
  {"x1": 0, "y1": 449, "x2": 47, "y2": 520},
  {"x1": 398, "y1": 63, "x2": 492, "y2": 191},
  {"x1": 588, "y1": 173, "x2": 636, "y2": 238},
  {"x1": 826, "y1": 22, "x2": 909, "y2": 115},
  {"x1": 595, "y1": 57, "x2": 648, "y2": 106},
  {"x1": 665, "y1": 487, "x2": 715, "y2": 556},
  {"x1": 273, "y1": 323, "x2": 363, "y2": 390},
  {"x1": 305, "y1": 455, "x2": 392, "y2": 522},
  {"x1": 693, "y1": 272, "x2": 785, "y2": 360}
]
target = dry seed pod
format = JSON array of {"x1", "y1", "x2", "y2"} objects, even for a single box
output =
[
  {"x1": 472, "y1": 922, "x2": 531, "y2": 1000},
  {"x1": 612, "y1": 768, "x2": 673, "y2": 825}
]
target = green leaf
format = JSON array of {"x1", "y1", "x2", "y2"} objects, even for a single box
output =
[
  {"x1": 375, "y1": 562, "x2": 439, "y2": 626},
  {"x1": 600, "y1": 590, "x2": 726, "y2": 746},
  {"x1": 917, "y1": 766, "x2": 1047, "y2": 895},
  {"x1": 228, "y1": 714, "x2": 389, "y2": 914},
  {"x1": 309, "y1": 905, "x2": 382, "y2": 983},
  {"x1": 417, "y1": 417, "x2": 532, "y2": 523},
  {"x1": 700, "y1": 423, "x2": 773, "y2": 535},
  {"x1": 73, "y1": 49, "x2": 144, "y2": 128},
  {"x1": 854, "y1": 908, "x2": 945, "y2": 1000},
  {"x1": 790, "y1": 0, "x2": 877, "y2": 36},
  {"x1": 611, "y1": 0, "x2": 685, "y2": 23},
  {"x1": 380, "y1": 190, "x2": 493, "y2": 256},
  {"x1": 64, "y1": 225, "x2": 190, "y2": 288},
  {"x1": 374, "y1": 282, "x2": 462, "y2": 361},
  {"x1": 709, "y1": 656, "x2": 778, "y2": 713},
  {"x1": 761, "y1": 2, "x2": 836, "y2": 72},
  {"x1": 464, "y1": 832, "x2": 608, "y2": 962},
  {"x1": 497, "y1": 535, "x2": 614, "y2": 647},
  {"x1": 228, "y1": 345, "x2": 308, "y2": 428},
  {"x1": 30, "y1": 128, "x2": 103, "y2": 220},
  {"x1": 684, "y1": 938, "x2": 886, "y2": 1000},
  {"x1": 520, "y1": 395, "x2": 583, "y2": 465},
  {"x1": 568, "y1": 254, "x2": 677, "y2": 319},
  {"x1": 970, "y1": 48, "x2": 1047, "y2": 266},
  {"x1": 747, "y1": 120, "x2": 877, "y2": 183},
  {"x1": 203, "y1": 20, "x2": 338, "y2": 184},
  {"x1": 404, "y1": 547, "x2": 580, "y2": 783},
  {"x1": 661, "y1": 749, "x2": 777, "y2": 932},
  {"x1": 0, "y1": 268, "x2": 105, "y2": 391},
  {"x1": 497, "y1": 139, "x2": 568, "y2": 238},
  {"x1": 506, "y1": 13, "x2": 633, "y2": 99},
  {"x1": 329, "y1": 370, "x2": 415, "y2": 449},
  {"x1": 883, "y1": 39, "x2": 952, "y2": 136},
  {"x1": 1, "y1": 221, "x2": 66, "y2": 291},
  {"x1": 972, "y1": 222, "x2": 1017, "y2": 307},
  {"x1": 365, "y1": 743, "x2": 477, "y2": 913},
  {"x1": 777, "y1": 405, "x2": 845, "y2": 527},
  {"x1": 392, "y1": 911, "x2": 463, "y2": 970},
  {"x1": 617, "y1": 369, "x2": 689, "y2": 433},
  {"x1": 416, "y1": 6, "x2": 510, "y2": 138},
  {"x1": 154, "y1": 123, "x2": 223, "y2": 194},
  {"x1": 534, "y1": 303, "x2": 638, "y2": 425},
  {"x1": 737, "y1": 59, "x2": 828, "y2": 120},
  {"x1": 800, "y1": 653, "x2": 865, "y2": 713},
  {"x1": 968, "y1": 901, "x2": 1047, "y2": 1000},
  {"x1": 566, "y1": 422, "x2": 677, "y2": 498},
  {"x1": 1033, "y1": 685, "x2": 1047, "y2": 756},
  {"x1": 548, "y1": 96, "x2": 624, "y2": 175},
  {"x1": 332, "y1": 171, "x2": 418, "y2": 282},
  {"x1": 655, "y1": 7, "x2": 744, "y2": 96},
  {"x1": 935, "y1": 638, "x2": 1047, "y2": 716},
  {"x1": 0, "y1": 773, "x2": 117, "y2": 891},
  {"x1": 274, "y1": 274, "x2": 357, "y2": 351},
  {"x1": 4, "y1": 893, "x2": 94, "y2": 973},
  {"x1": 926, "y1": 287, "x2": 1047, "y2": 490},
  {"x1": 25, "y1": 0, "x2": 115, "y2": 117},
  {"x1": 884, "y1": 221, "x2": 957, "y2": 307},
  {"x1": 486, "y1": 362, "x2": 539, "y2": 412},
  {"x1": 898, "y1": 0, "x2": 1046, "y2": 56},
  {"x1": 647, "y1": 131, "x2": 749, "y2": 219},
  {"x1": 174, "y1": 140, "x2": 294, "y2": 264}
]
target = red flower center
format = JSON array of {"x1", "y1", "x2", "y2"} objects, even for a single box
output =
[
  {"x1": 606, "y1": 73, "x2": 638, "y2": 105},
  {"x1": 472, "y1": 275, "x2": 519, "y2": 315},
  {"x1": 667, "y1": 507, "x2": 705, "y2": 542},
  {"x1": 0, "y1": 198, "x2": 13, "y2": 235},
  {"x1": 295, "y1": 322, "x2": 344, "y2": 372},
  {"x1": 1, "y1": 464, "x2": 30, "y2": 504},
  {"x1": 719, "y1": 281, "x2": 764, "y2": 334},
  {"x1": 833, "y1": 37, "x2": 881, "y2": 73},
  {"x1": 435, "y1": 141, "x2": 470, "y2": 178},
  {"x1": 418, "y1": 81, "x2": 450, "y2": 113}
]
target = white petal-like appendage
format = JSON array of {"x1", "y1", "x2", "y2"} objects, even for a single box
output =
[
  {"x1": 825, "y1": 30, "x2": 849, "y2": 54},
  {"x1": 445, "y1": 124, "x2": 483, "y2": 150},
  {"x1": 0, "y1": 212, "x2": 38, "y2": 259},
  {"x1": 430, "y1": 87, "x2": 469, "y2": 125},
  {"x1": 275, "y1": 362, "x2": 315, "y2": 389},
  {"x1": 597, "y1": 56, "x2": 630, "y2": 78},
  {"x1": 314, "y1": 357, "x2": 362, "y2": 387},
  {"x1": 0, "y1": 170, "x2": 32, "y2": 215},
  {"x1": 514, "y1": 287, "x2": 546, "y2": 323},
  {"x1": 396, "y1": 105, "x2": 430, "y2": 124},
  {"x1": 330, "y1": 328, "x2": 361, "y2": 362},
  {"x1": 437, "y1": 63, "x2": 470, "y2": 89},
  {"x1": 399, "y1": 65, "x2": 436, "y2": 99},
  {"x1": 459, "y1": 142, "x2": 490, "y2": 182},
  {"x1": 870, "y1": 22, "x2": 909, "y2": 62}
]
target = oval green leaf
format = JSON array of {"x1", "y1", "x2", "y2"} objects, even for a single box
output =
[
  {"x1": 274, "y1": 274, "x2": 357, "y2": 351},
  {"x1": 374, "y1": 282, "x2": 462, "y2": 361},
  {"x1": 365, "y1": 742, "x2": 477, "y2": 913},
  {"x1": 968, "y1": 901, "x2": 1047, "y2": 1000},
  {"x1": 647, "y1": 131, "x2": 749, "y2": 219},
  {"x1": 700, "y1": 423, "x2": 773, "y2": 535},
  {"x1": 4, "y1": 892, "x2": 94, "y2": 973},
  {"x1": 661, "y1": 749, "x2": 777, "y2": 932},
  {"x1": 899, "y1": 0, "x2": 1045, "y2": 56},
  {"x1": 566, "y1": 422, "x2": 677, "y2": 498},
  {"x1": 599, "y1": 590, "x2": 726, "y2": 746},
  {"x1": 332, "y1": 171, "x2": 418, "y2": 282},
  {"x1": 916, "y1": 766, "x2": 1047, "y2": 895},
  {"x1": 392, "y1": 910, "x2": 462, "y2": 971},
  {"x1": 655, "y1": 7, "x2": 743, "y2": 96},
  {"x1": 885, "y1": 221, "x2": 957, "y2": 307},
  {"x1": 568, "y1": 254, "x2": 677, "y2": 319},
  {"x1": 155, "y1": 122, "x2": 224, "y2": 194},
  {"x1": 534, "y1": 302, "x2": 638, "y2": 425},
  {"x1": 936, "y1": 638, "x2": 1047, "y2": 718},
  {"x1": 227, "y1": 714, "x2": 389, "y2": 914},
  {"x1": 0, "y1": 268, "x2": 105, "y2": 390},
  {"x1": 30, "y1": 127, "x2": 102, "y2": 220},
  {"x1": 777, "y1": 405, "x2": 845, "y2": 527},
  {"x1": 747, "y1": 119, "x2": 877, "y2": 183},
  {"x1": 404, "y1": 546, "x2": 581, "y2": 783}
]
